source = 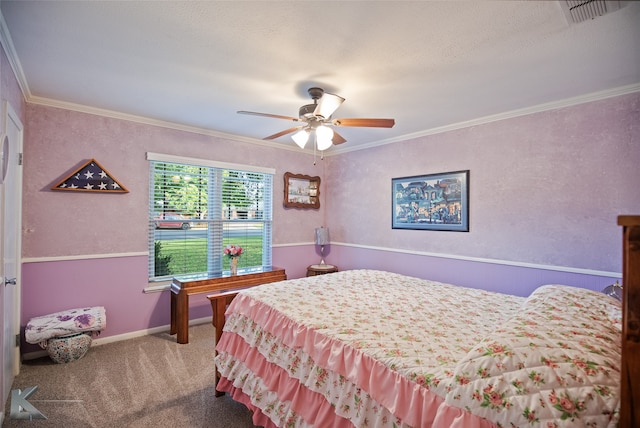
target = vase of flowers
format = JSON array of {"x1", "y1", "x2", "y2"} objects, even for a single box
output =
[{"x1": 224, "y1": 245, "x2": 243, "y2": 275}]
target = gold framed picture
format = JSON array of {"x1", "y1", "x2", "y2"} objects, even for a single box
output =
[{"x1": 283, "y1": 172, "x2": 320, "y2": 209}]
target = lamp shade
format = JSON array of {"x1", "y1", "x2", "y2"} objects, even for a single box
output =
[
  {"x1": 292, "y1": 129, "x2": 309, "y2": 148},
  {"x1": 315, "y1": 227, "x2": 329, "y2": 245},
  {"x1": 314, "y1": 92, "x2": 345, "y2": 118},
  {"x1": 315, "y1": 126, "x2": 334, "y2": 151}
]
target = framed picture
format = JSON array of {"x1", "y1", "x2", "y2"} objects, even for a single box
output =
[
  {"x1": 392, "y1": 170, "x2": 469, "y2": 231},
  {"x1": 283, "y1": 172, "x2": 320, "y2": 209}
]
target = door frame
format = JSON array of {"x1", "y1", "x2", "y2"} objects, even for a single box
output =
[{"x1": 1, "y1": 100, "x2": 24, "y2": 422}]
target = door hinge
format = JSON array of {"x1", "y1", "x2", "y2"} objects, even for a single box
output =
[
  {"x1": 18, "y1": 153, "x2": 23, "y2": 165},
  {"x1": 15, "y1": 333, "x2": 20, "y2": 347}
]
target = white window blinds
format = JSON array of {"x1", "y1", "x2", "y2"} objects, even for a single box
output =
[{"x1": 147, "y1": 153, "x2": 274, "y2": 281}]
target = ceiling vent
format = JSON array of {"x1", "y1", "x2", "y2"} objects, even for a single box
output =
[{"x1": 561, "y1": 0, "x2": 624, "y2": 24}]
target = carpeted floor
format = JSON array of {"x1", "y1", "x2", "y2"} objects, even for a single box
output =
[{"x1": 2, "y1": 323, "x2": 258, "y2": 428}]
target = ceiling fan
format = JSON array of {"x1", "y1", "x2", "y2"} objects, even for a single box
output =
[{"x1": 237, "y1": 87, "x2": 395, "y2": 150}]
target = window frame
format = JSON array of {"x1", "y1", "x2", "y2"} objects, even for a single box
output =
[{"x1": 147, "y1": 152, "x2": 275, "y2": 282}]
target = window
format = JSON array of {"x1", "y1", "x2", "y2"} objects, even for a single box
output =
[{"x1": 147, "y1": 153, "x2": 274, "y2": 281}]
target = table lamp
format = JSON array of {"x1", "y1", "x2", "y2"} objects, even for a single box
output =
[{"x1": 315, "y1": 227, "x2": 330, "y2": 266}]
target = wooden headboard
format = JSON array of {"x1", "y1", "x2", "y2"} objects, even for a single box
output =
[{"x1": 618, "y1": 215, "x2": 639, "y2": 428}]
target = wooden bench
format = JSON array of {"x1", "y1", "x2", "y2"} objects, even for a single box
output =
[{"x1": 170, "y1": 267, "x2": 286, "y2": 344}]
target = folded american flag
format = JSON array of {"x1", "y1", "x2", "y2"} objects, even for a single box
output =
[{"x1": 52, "y1": 158, "x2": 128, "y2": 193}]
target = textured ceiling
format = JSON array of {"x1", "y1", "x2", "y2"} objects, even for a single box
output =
[{"x1": 1, "y1": 1, "x2": 639, "y2": 153}]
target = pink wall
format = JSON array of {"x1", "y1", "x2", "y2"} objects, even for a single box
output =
[
  {"x1": 19, "y1": 245, "x2": 316, "y2": 325},
  {"x1": 19, "y1": 245, "x2": 316, "y2": 353},
  {"x1": 328, "y1": 245, "x2": 617, "y2": 298},
  {"x1": 22, "y1": 105, "x2": 327, "y2": 257},
  {"x1": 324, "y1": 93, "x2": 640, "y2": 275}
]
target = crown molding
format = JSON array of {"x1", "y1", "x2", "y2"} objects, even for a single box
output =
[
  {"x1": 2, "y1": 11, "x2": 637, "y2": 156},
  {"x1": 0, "y1": 10, "x2": 30, "y2": 99},
  {"x1": 27, "y1": 94, "x2": 309, "y2": 151},
  {"x1": 330, "y1": 83, "x2": 640, "y2": 155},
  {"x1": 30, "y1": 83, "x2": 638, "y2": 158}
]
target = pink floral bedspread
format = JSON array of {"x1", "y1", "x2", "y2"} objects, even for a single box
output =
[
  {"x1": 443, "y1": 284, "x2": 621, "y2": 427},
  {"x1": 215, "y1": 270, "x2": 621, "y2": 427}
]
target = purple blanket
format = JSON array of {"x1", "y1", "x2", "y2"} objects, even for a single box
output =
[{"x1": 25, "y1": 306, "x2": 107, "y2": 345}]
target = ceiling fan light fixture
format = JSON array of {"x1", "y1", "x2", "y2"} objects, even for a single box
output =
[
  {"x1": 238, "y1": 86, "x2": 395, "y2": 151},
  {"x1": 316, "y1": 126, "x2": 334, "y2": 151},
  {"x1": 314, "y1": 92, "x2": 345, "y2": 119},
  {"x1": 292, "y1": 129, "x2": 310, "y2": 148}
]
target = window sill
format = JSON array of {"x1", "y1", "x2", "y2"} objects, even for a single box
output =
[{"x1": 144, "y1": 281, "x2": 171, "y2": 293}]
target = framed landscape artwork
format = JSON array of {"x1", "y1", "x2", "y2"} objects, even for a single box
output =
[{"x1": 392, "y1": 170, "x2": 469, "y2": 231}]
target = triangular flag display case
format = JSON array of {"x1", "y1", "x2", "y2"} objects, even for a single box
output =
[{"x1": 51, "y1": 158, "x2": 129, "y2": 193}]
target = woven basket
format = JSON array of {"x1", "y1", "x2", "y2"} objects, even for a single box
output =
[{"x1": 46, "y1": 333, "x2": 92, "y2": 364}]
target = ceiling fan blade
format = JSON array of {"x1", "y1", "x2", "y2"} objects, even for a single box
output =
[
  {"x1": 313, "y1": 92, "x2": 345, "y2": 118},
  {"x1": 332, "y1": 118, "x2": 395, "y2": 128},
  {"x1": 237, "y1": 110, "x2": 300, "y2": 122},
  {"x1": 263, "y1": 126, "x2": 304, "y2": 140},
  {"x1": 332, "y1": 130, "x2": 347, "y2": 145}
]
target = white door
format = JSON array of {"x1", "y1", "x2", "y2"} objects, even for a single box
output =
[{"x1": 1, "y1": 101, "x2": 23, "y2": 414}]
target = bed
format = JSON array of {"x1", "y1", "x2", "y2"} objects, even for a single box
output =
[{"x1": 214, "y1": 217, "x2": 638, "y2": 427}]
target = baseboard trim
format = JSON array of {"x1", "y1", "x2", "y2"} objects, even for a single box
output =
[{"x1": 21, "y1": 316, "x2": 212, "y2": 361}]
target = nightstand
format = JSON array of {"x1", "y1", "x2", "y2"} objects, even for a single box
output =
[{"x1": 306, "y1": 264, "x2": 338, "y2": 276}]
